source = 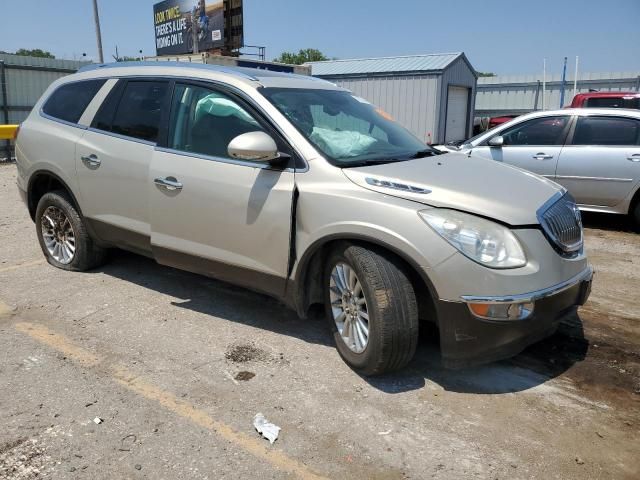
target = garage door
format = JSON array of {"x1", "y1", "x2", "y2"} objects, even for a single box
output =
[{"x1": 445, "y1": 86, "x2": 469, "y2": 142}]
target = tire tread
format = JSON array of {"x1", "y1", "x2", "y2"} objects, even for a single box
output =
[{"x1": 326, "y1": 242, "x2": 419, "y2": 375}]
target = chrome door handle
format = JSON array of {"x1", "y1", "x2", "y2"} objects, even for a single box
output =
[
  {"x1": 628, "y1": 154, "x2": 640, "y2": 162},
  {"x1": 154, "y1": 177, "x2": 183, "y2": 191},
  {"x1": 81, "y1": 154, "x2": 101, "y2": 167},
  {"x1": 532, "y1": 153, "x2": 553, "y2": 160}
]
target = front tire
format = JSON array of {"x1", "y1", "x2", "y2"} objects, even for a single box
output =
[
  {"x1": 35, "y1": 191, "x2": 107, "y2": 271},
  {"x1": 324, "y1": 243, "x2": 419, "y2": 376}
]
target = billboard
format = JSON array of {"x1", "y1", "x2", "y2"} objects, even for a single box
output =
[{"x1": 153, "y1": 0, "x2": 225, "y2": 55}]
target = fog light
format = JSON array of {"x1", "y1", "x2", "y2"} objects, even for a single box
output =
[{"x1": 467, "y1": 301, "x2": 534, "y2": 321}]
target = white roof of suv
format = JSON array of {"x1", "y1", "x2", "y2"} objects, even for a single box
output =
[{"x1": 76, "y1": 61, "x2": 341, "y2": 90}]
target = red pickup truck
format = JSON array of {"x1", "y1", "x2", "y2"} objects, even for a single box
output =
[{"x1": 569, "y1": 91, "x2": 640, "y2": 109}]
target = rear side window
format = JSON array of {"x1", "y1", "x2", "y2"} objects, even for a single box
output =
[
  {"x1": 42, "y1": 79, "x2": 106, "y2": 123},
  {"x1": 585, "y1": 97, "x2": 640, "y2": 109},
  {"x1": 572, "y1": 116, "x2": 640, "y2": 146},
  {"x1": 93, "y1": 80, "x2": 169, "y2": 143}
]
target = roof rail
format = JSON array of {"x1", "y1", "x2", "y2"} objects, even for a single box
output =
[{"x1": 77, "y1": 61, "x2": 259, "y2": 81}]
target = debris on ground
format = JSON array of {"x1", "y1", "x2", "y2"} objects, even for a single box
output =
[
  {"x1": 253, "y1": 413, "x2": 280, "y2": 444},
  {"x1": 0, "y1": 438, "x2": 50, "y2": 479},
  {"x1": 93, "y1": 417, "x2": 103, "y2": 425}
]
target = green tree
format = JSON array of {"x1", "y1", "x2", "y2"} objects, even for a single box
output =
[
  {"x1": 15, "y1": 48, "x2": 55, "y2": 58},
  {"x1": 477, "y1": 71, "x2": 496, "y2": 77},
  {"x1": 273, "y1": 48, "x2": 329, "y2": 65}
]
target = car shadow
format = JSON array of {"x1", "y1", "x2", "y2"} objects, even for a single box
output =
[
  {"x1": 368, "y1": 312, "x2": 588, "y2": 394},
  {"x1": 94, "y1": 249, "x2": 589, "y2": 395},
  {"x1": 581, "y1": 211, "x2": 637, "y2": 233}
]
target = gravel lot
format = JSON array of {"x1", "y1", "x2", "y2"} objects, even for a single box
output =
[{"x1": 0, "y1": 162, "x2": 638, "y2": 479}]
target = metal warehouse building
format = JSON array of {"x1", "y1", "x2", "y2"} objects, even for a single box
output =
[
  {"x1": 476, "y1": 71, "x2": 640, "y2": 117},
  {"x1": 308, "y1": 52, "x2": 477, "y2": 144}
]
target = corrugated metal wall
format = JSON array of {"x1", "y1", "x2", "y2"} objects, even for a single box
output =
[
  {"x1": 476, "y1": 71, "x2": 640, "y2": 116},
  {"x1": 0, "y1": 54, "x2": 89, "y2": 124},
  {"x1": 0, "y1": 54, "x2": 87, "y2": 160},
  {"x1": 439, "y1": 57, "x2": 477, "y2": 140},
  {"x1": 323, "y1": 75, "x2": 441, "y2": 143}
]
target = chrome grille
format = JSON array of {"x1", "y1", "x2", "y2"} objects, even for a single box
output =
[{"x1": 538, "y1": 193, "x2": 583, "y2": 255}]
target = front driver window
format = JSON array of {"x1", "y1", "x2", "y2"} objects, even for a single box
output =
[
  {"x1": 168, "y1": 84, "x2": 265, "y2": 159},
  {"x1": 500, "y1": 116, "x2": 569, "y2": 146}
]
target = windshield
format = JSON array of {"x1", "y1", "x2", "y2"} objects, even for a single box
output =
[{"x1": 260, "y1": 87, "x2": 436, "y2": 166}]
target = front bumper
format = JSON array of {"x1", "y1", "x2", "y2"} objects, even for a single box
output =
[{"x1": 437, "y1": 266, "x2": 593, "y2": 368}]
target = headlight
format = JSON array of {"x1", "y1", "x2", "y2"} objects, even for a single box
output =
[{"x1": 418, "y1": 209, "x2": 526, "y2": 269}]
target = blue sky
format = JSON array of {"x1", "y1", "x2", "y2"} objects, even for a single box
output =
[{"x1": 2, "y1": 0, "x2": 639, "y2": 75}]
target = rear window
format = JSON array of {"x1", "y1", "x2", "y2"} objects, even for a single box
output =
[
  {"x1": 42, "y1": 80, "x2": 106, "y2": 123},
  {"x1": 585, "y1": 97, "x2": 640, "y2": 109}
]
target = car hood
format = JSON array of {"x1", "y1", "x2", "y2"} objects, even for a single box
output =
[{"x1": 341, "y1": 152, "x2": 563, "y2": 225}]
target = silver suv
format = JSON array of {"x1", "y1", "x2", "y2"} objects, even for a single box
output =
[{"x1": 15, "y1": 62, "x2": 592, "y2": 375}]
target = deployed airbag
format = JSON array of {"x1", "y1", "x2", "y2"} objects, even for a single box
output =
[
  {"x1": 195, "y1": 93, "x2": 259, "y2": 125},
  {"x1": 310, "y1": 127, "x2": 376, "y2": 158}
]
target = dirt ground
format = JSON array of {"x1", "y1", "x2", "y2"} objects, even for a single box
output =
[{"x1": 0, "y1": 163, "x2": 638, "y2": 479}]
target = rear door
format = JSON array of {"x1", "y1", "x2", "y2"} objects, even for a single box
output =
[
  {"x1": 556, "y1": 115, "x2": 640, "y2": 207},
  {"x1": 470, "y1": 115, "x2": 571, "y2": 178},
  {"x1": 149, "y1": 81, "x2": 296, "y2": 297},
  {"x1": 75, "y1": 79, "x2": 170, "y2": 252}
]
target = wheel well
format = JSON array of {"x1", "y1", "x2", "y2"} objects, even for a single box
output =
[
  {"x1": 296, "y1": 239, "x2": 438, "y2": 324},
  {"x1": 27, "y1": 173, "x2": 79, "y2": 221},
  {"x1": 630, "y1": 186, "x2": 640, "y2": 215}
]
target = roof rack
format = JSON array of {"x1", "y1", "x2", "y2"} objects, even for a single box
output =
[{"x1": 77, "y1": 61, "x2": 259, "y2": 81}]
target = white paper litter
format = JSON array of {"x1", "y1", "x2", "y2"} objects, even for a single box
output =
[
  {"x1": 253, "y1": 413, "x2": 280, "y2": 444},
  {"x1": 93, "y1": 417, "x2": 103, "y2": 424}
]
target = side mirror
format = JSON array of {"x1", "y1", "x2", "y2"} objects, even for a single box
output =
[
  {"x1": 227, "y1": 131, "x2": 280, "y2": 162},
  {"x1": 488, "y1": 135, "x2": 504, "y2": 147}
]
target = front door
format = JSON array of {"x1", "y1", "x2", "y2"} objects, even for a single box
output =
[
  {"x1": 556, "y1": 115, "x2": 640, "y2": 207},
  {"x1": 149, "y1": 82, "x2": 295, "y2": 297},
  {"x1": 470, "y1": 115, "x2": 571, "y2": 179}
]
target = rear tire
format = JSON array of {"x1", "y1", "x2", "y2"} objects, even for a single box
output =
[
  {"x1": 324, "y1": 243, "x2": 419, "y2": 376},
  {"x1": 632, "y1": 201, "x2": 640, "y2": 231},
  {"x1": 35, "y1": 190, "x2": 107, "y2": 271}
]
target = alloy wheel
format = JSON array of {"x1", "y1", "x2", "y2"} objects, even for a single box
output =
[
  {"x1": 329, "y1": 262, "x2": 369, "y2": 353},
  {"x1": 40, "y1": 206, "x2": 76, "y2": 264}
]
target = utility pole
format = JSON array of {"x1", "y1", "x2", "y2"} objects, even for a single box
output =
[
  {"x1": 192, "y1": 9, "x2": 199, "y2": 54},
  {"x1": 559, "y1": 56, "x2": 567, "y2": 108},
  {"x1": 92, "y1": 0, "x2": 104, "y2": 63},
  {"x1": 572, "y1": 56, "x2": 579, "y2": 98},
  {"x1": 542, "y1": 58, "x2": 546, "y2": 110}
]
